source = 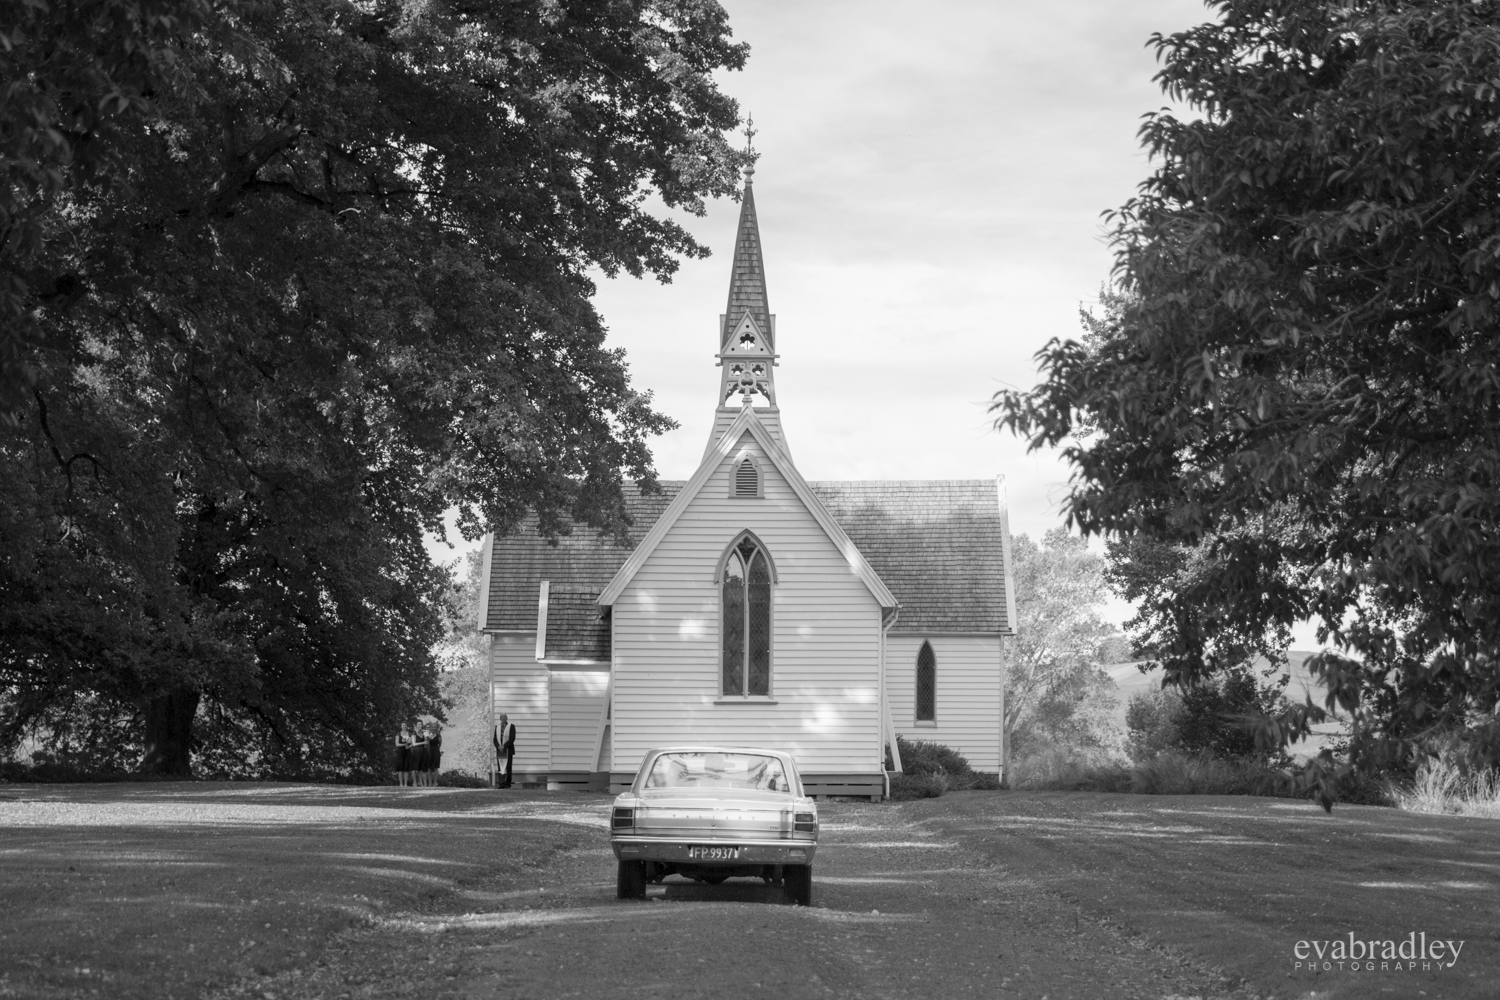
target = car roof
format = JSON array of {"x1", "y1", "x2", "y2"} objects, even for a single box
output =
[{"x1": 644, "y1": 746, "x2": 793, "y2": 758}]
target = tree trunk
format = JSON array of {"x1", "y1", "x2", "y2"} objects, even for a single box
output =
[{"x1": 140, "y1": 687, "x2": 200, "y2": 777}]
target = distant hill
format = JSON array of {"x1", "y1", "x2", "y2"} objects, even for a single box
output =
[{"x1": 1103, "y1": 652, "x2": 1343, "y2": 760}]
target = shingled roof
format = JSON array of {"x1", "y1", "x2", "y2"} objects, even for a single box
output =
[
  {"x1": 807, "y1": 480, "x2": 1009, "y2": 633},
  {"x1": 484, "y1": 478, "x2": 1009, "y2": 645},
  {"x1": 485, "y1": 484, "x2": 683, "y2": 633},
  {"x1": 543, "y1": 588, "x2": 612, "y2": 661}
]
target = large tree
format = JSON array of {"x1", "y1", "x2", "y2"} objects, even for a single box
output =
[
  {"x1": 994, "y1": 0, "x2": 1500, "y2": 789},
  {"x1": 1005, "y1": 529, "x2": 1126, "y2": 764},
  {"x1": 1, "y1": 0, "x2": 749, "y2": 775}
]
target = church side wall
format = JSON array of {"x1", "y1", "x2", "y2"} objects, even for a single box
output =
[
  {"x1": 887, "y1": 633, "x2": 1002, "y2": 773},
  {"x1": 548, "y1": 668, "x2": 609, "y2": 772},
  {"x1": 489, "y1": 633, "x2": 549, "y2": 778},
  {"x1": 611, "y1": 430, "x2": 883, "y2": 780}
]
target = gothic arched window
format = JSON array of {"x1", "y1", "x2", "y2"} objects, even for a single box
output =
[
  {"x1": 915, "y1": 641, "x2": 936, "y2": 722},
  {"x1": 722, "y1": 534, "x2": 772, "y2": 696}
]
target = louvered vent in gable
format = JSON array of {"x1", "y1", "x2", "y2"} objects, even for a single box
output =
[{"x1": 733, "y1": 458, "x2": 760, "y2": 497}]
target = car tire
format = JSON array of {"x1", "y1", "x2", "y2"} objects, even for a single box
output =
[
  {"x1": 617, "y1": 860, "x2": 647, "y2": 900},
  {"x1": 783, "y1": 863, "x2": 812, "y2": 906}
]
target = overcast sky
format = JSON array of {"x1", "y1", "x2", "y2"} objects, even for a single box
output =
[
  {"x1": 435, "y1": 1, "x2": 1323, "y2": 642},
  {"x1": 593, "y1": 0, "x2": 1207, "y2": 528}
]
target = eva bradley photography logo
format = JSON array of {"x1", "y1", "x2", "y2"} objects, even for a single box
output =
[{"x1": 1293, "y1": 932, "x2": 1465, "y2": 973}]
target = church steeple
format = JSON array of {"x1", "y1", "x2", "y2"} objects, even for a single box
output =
[
  {"x1": 717, "y1": 130, "x2": 777, "y2": 406},
  {"x1": 704, "y1": 123, "x2": 791, "y2": 462}
]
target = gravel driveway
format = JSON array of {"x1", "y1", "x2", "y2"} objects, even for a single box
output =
[{"x1": 2, "y1": 784, "x2": 1489, "y2": 999}]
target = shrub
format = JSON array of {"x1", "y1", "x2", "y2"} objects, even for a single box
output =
[
  {"x1": 1391, "y1": 759, "x2": 1500, "y2": 818},
  {"x1": 437, "y1": 769, "x2": 491, "y2": 788},
  {"x1": 1130, "y1": 752, "x2": 1281, "y2": 796},
  {"x1": 1011, "y1": 747, "x2": 1397, "y2": 802},
  {"x1": 889, "y1": 772, "x2": 948, "y2": 800},
  {"x1": 951, "y1": 770, "x2": 1003, "y2": 791},
  {"x1": 1011, "y1": 749, "x2": 1132, "y2": 792},
  {"x1": 1126, "y1": 665, "x2": 1294, "y2": 766},
  {"x1": 897, "y1": 737, "x2": 972, "y2": 777},
  {"x1": 1124, "y1": 689, "x2": 1182, "y2": 763},
  {"x1": 886, "y1": 737, "x2": 1002, "y2": 798},
  {"x1": 0, "y1": 759, "x2": 141, "y2": 783}
]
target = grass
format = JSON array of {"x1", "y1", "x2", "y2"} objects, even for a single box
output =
[
  {"x1": 909, "y1": 788, "x2": 1500, "y2": 1000},
  {"x1": 0, "y1": 783, "x2": 601, "y2": 999},
  {"x1": 3, "y1": 782, "x2": 1497, "y2": 999},
  {"x1": 1392, "y1": 758, "x2": 1500, "y2": 819}
]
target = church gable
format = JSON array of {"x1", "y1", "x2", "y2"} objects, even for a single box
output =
[
  {"x1": 596, "y1": 410, "x2": 897, "y2": 610},
  {"x1": 619, "y1": 429, "x2": 882, "y2": 613}
]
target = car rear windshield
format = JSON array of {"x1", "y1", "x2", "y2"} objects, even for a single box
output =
[{"x1": 644, "y1": 752, "x2": 793, "y2": 793}]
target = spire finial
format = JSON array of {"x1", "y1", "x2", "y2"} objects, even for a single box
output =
[{"x1": 743, "y1": 114, "x2": 757, "y2": 181}]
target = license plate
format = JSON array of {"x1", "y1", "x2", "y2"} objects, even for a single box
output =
[{"x1": 687, "y1": 845, "x2": 739, "y2": 860}]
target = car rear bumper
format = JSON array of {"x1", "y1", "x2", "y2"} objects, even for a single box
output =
[{"x1": 611, "y1": 838, "x2": 817, "y2": 865}]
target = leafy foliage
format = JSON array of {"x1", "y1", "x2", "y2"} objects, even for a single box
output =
[
  {"x1": 2, "y1": 0, "x2": 750, "y2": 775},
  {"x1": 1123, "y1": 689, "x2": 1182, "y2": 764},
  {"x1": 897, "y1": 736, "x2": 973, "y2": 778},
  {"x1": 887, "y1": 771, "x2": 948, "y2": 800},
  {"x1": 1124, "y1": 665, "x2": 1292, "y2": 764},
  {"x1": 436, "y1": 665, "x2": 493, "y2": 778},
  {"x1": 0, "y1": 0, "x2": 215, "y2": 420},
  {"x1": 993, "y1": 0, "x2": 1500, "y2": 800},
  {"x1": 894, "y1": 736, "x2": 1002, "y2": 793},
  {"x1": 1005, "y1": 529, "x2": 1127, "y2": 763}
]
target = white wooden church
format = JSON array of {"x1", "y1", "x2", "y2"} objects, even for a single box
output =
[{"x1": 477, "y1": 165, "x2": 1017, "y2": 797}]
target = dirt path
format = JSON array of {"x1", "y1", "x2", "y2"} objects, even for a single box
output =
[{"x1": 4, "y1": 785, "x2": 1490, "y2": 999}]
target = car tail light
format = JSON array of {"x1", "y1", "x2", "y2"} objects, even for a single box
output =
[
  {"x1": 612, "y1": 807, "x2": 634, "y2": 831},
  {"x1": 794, "y1": 811, "x2": 816, "y2": 834}
]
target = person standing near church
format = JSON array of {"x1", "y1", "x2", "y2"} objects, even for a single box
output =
[
  {"x1": 395, "y1": 724, "x2": 415, "y2": 787},
  {"x1": 494, "y1": 713, "x2": 516, "y2": 788},
  {"x1": 409, "y1": 727, "x2": 429, "y2": 787},
  {"x1": 425, "y1": 725, "x2": 442, "y2": 787}
]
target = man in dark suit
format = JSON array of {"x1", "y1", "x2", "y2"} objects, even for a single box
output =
[{"x1": 494, "y1": 713, "x2": 516, "y2": 788}]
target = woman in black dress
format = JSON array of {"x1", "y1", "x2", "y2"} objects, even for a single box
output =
[
  {"x1": 410, "y1": 728, "x2": 429, "y2": 787},
  {"x1": 425, "y1": 726, "x2": 442, "y2": 786},
  {"x1": 395, "y1": 724, "x2": 414, "y2": 787}
]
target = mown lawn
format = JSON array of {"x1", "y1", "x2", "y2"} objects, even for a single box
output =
[
  {"x1": 2, "y1": 783, "x2": 1494, "y2": 999},
  {"x1": 0, "y1": 783, "x2": 596, "y2": 999},
  {"x1": 912, "y1": 790, "x2": 1500, "y2": 1000}
]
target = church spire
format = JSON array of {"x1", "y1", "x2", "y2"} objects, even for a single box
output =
[{"x1": 717, "y1": 118, "x2": 776, "y2": 405}]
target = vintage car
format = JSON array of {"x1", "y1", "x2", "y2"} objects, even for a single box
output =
[{"x1": 610, "y1": 746, "x2": 818, "y2": 905}]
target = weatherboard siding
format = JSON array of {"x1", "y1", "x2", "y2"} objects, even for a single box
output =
[
  {"x1": 548, "y1": 669, "x2": 609, "y2": 771},
  {"x1": 887, "y1": 633, "x2": 1002, "y2": 772},
  {"x1": 611, "y1": 430, "x2": 884, "y2": 778},
  {"x1": 490, "y1": 633, "x2": 549, "y2": 777}
]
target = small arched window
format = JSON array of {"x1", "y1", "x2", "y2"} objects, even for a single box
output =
[
  {"x1": 733, "y1": 457, "x2": 760, "y2": 497},
  {"x1": 722, "y1": 535, "x2": 772, "y2": 696},
  {"x1": 915, "y1": 641, "x2": 936, "y2": 722}
]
